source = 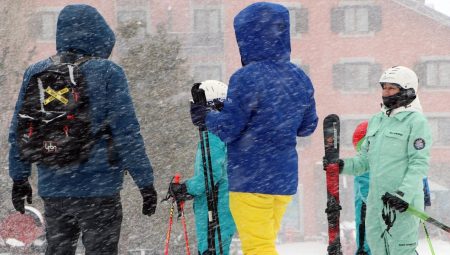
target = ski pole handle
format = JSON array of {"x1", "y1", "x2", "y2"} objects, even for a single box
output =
[
  {"x1": 174, "y1": 173, "x2": 181, "y2": 184},
  {"x1": 191, "y1": 83, "x2": 207, "y2": 106}
]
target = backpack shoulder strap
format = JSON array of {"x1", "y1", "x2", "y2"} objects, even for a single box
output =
[
  {"x1": 73, "y1": 55, "x2": 95, "y2": 67},
  {"x1": 50, "y1": 53, "x2": 97, "y2": 67}
]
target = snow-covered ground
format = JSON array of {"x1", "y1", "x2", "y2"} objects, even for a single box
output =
[{"x1": 276, "y1": 239, "x2": 450, "y2": 254}]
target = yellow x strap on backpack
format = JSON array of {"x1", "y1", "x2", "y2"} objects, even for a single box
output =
[{"x1": 44, "y1": 87, "x2": 69, "y2": 105}]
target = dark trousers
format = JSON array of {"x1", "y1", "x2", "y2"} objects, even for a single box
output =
[{"x1": 42, "y1": 195, "x2": 122, "y2": 255}]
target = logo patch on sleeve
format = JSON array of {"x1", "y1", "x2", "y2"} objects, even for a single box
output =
[{"x1": 414, "y1": 138, "x2": 425, "y2": 150}]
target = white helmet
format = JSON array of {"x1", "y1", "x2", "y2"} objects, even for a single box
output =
[
  {"x1": 199, "y1": 80, "x2": 228, "y2": 102},
  {"x1": 379, "y1": 66, "x2": 418, "y2": 91}
]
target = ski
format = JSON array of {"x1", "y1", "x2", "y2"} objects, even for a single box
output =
[
  {"x1": 323, "y1": 114, "x2": 343, "y2": 255},
  {"x1": 407, "y1": 205, "x2": 450, "y2": 233}
]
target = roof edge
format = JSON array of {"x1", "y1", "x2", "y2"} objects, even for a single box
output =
[{"x1": 391, "y1": 0, "x2": 450, "y2": 28}]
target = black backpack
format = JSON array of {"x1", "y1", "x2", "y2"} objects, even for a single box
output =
[{"x1": 16, "y1": 53, "x2": 95, "y2": 167}]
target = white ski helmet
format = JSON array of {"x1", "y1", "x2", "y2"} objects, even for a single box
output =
[
  {"x1": 379, "y1": 66, "x2": 418, "y2": 91},
  {"x1": 199, "y1": 80, "x2": 228, "y2": 102}
]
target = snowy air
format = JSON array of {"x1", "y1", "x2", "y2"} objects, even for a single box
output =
[{"x1": 1, "y1": 0, "x2": 450, "y2": 255}]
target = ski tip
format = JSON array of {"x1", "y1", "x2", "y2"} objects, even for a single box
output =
[{"x1": 324, "y1": 114, "x2": 339, "y2": 121}]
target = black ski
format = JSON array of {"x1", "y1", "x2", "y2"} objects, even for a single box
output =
[{"x1": 323, "y1": 114, "x2": 343, "y2": 255}]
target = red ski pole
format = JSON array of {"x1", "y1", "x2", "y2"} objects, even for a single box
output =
[
  {"x1": 163, "y1": 174, "x2": 192, "y2": 255},
  {"x1": 180, "y1": 200, "x2": 191, "y2": 255}
]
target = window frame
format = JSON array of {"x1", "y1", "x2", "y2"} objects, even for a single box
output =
[
  {"x1": 285, "y1": 5, "x2": 309, "y2": 37},
  {"x1": 191, "y1": 7, "x2": 223, "y2": 47},
  {"x1": 426, "y1": 114, "x2": 450, "y2": 147},
  {"x1": 331, "y1": 5, "x2": 381, "y2": 36},
  {"x1": 34, "y1": 9, "x2": 60, "y2": 42},
  {"x1": 416, "y1": 59, "x2": 450, "y2": 89},
  {"x1": 333, "y1": 59, "x2": 381, "y2": 92}
]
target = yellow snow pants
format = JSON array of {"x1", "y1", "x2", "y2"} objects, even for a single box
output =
[{"x1": 229, "y1": 192, "x2": 292, "y2": 255}]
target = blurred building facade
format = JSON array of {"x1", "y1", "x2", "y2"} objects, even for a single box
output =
[{"x1": 2, "y1": 0, "x2": 450, "y2": 245}]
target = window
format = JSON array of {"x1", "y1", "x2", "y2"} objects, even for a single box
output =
[
  {"x1": 192, "y1": 8, "x2": 222, "y2": 46},
  {"x1": 333, "y1": 62, "x2": 381, "y2": 91},
  {"x1": 427, "y1": 116, "x2": 450, "y2": 146},
  {"x1": 193, "y1": 65, "x2": 222, "y2": 82},
  {"x1": 416, "y1": 60, "x2": 450, "y2": 88},
  {"x1": 288, "y1": 7, "x2": 308, "y2": 36},
  {"x1": 33, "y1": 11, "x2": 58, "y2": 40},
  {"x1": 331, "y1": 5, "x2": 381, "y2": 35},
  {"x1": 117, "y1": 10, "x2": 148, "y2": 38}
]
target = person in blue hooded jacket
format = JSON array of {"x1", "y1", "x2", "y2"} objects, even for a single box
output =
[
  {"x1": 8, "y1": 4, "x2": 157, "y2": 255},
  {"x1": 190, "y1": 2, "x2": 318, "y2": 254}
]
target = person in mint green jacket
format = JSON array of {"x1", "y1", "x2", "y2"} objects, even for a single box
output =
[
  {"x1": 171, "y1": 80, "x2": 236, "y2": 255},
  {"x1": 326, "y1": 66, "x2": 432, "y2": 255}
]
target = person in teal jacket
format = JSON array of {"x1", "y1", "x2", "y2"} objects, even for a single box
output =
[
  {"x1": 328, "y1": 66, "x2": 432, "y2": 255},
  {"x1": 352, "y1": 121, "x2": 371, "y2": 255},
  {"x1": 171, "y1": 80, "x2": 236, "y2": 255}
]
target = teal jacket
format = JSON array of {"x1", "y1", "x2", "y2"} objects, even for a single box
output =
[
  {"x1": 343, "y1": 109, "x2": 432, "y2": 255},
  {"x1": 185, "y1": 132, "x2": 236, "y2": 254}
]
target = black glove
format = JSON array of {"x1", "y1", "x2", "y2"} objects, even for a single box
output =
[
  {"x1": 140, "y1": 185, "x2": 157, "y2": 216},
  {"x1": 322, "y1": 157, "x2": 344, "y2": 172},
  {"x1": 382, "y1": 192, "x2": 409, "y2": 213},
  {"x1": 169, "y1": 182, "x2": 193, "y2": 203},
  {"x1": 12, "y1": 180, "x2": 32, "y2": 214},
  {"x1": 211, "y1": 98, "x2": 224, "y2": 112},
  {"x1": 190, "y1": 102, "x2": 209, "y2": 128}
]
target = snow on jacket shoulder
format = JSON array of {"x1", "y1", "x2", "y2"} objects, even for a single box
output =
[
  {"x1": 206, "y1": 2, "x2": 318, "y2": 195},
  {"x1": 8, "y1": 4, "x2": 153, "y2": 197}
]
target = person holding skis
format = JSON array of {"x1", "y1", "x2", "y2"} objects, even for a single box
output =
[
  {"x1": 190, "y1": 2, "x2": 318, "y2": 254},
  {"x1": 8, "y1": 4, "x2": 157, "y2": 255},
  {"x1": 352, "y1": 120, "x2": 371, "y2": 255},
  {"x1": 326, "y1": 66, "x2": 432, "y2": 255},
  {"x1": 170, "y1": 80, "x2": 236, "y2": 255}
]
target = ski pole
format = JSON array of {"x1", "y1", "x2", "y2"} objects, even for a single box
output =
[
  {"x1": 163, "y1": 190, "x2": 175, "y2": 255},
  {"x1": 356, "y1": 202, "x2": 368, "y2": 255},
  {"x1": 198, "y1": 129, "x2": 217, "y2": 254},
  {"x1": 162, "y1": 174, "x2": 192, "y2": 255},
  {"x1": 179, "y1": 200, "x2": 191, "y2": 255},
  {"x1": 406, "y1": 205, "x2": 450, "y2": 233},
  {"x1": 192, "y1": 84, "x2": 223, "y2": 255},
  {"x1": 203, "y1": 130, "x2": 224, "y2": 255},
  {"x1": 422, "y1": 220, "x2": 436, "y2": 255}
]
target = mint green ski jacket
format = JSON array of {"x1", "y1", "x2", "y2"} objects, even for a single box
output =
[{"x1": 343, "y1": 108, "x2": 432, "y2": 255}]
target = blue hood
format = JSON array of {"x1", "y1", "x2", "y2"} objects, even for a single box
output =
[
  {"x1": 56, "y1": 4, "x2": 115, "y2": 59},
  {"x1": 233, "y1": 2, "x2": 291, "y2": 65}
]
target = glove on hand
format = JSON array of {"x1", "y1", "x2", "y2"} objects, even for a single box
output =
[
  {"x1": 382, "y1": 192, "x2": 409, "y2": 213},
  {"x1": 322, "y1": 157, "x2": 344, "y2": 172},
  {"x1": 190, "y1": 102, "x2": 210, "y2": 128},
  {"x1": 12, "y1": 180, "x2": 32, "y2": 214},
  {"x1": 140, "y1": 185, "x2": 157, "y2": 216},
  {"x1": 169, "y1": 182, "x2": 193, "y2": 203}
]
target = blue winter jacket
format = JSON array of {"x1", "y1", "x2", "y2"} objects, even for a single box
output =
[
  {"x1": 206, "y1": 2, "x2": 318, "y2": 195},
  {"x1": 8, "y1": 4, "x2": 154, "y2": 197}
]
